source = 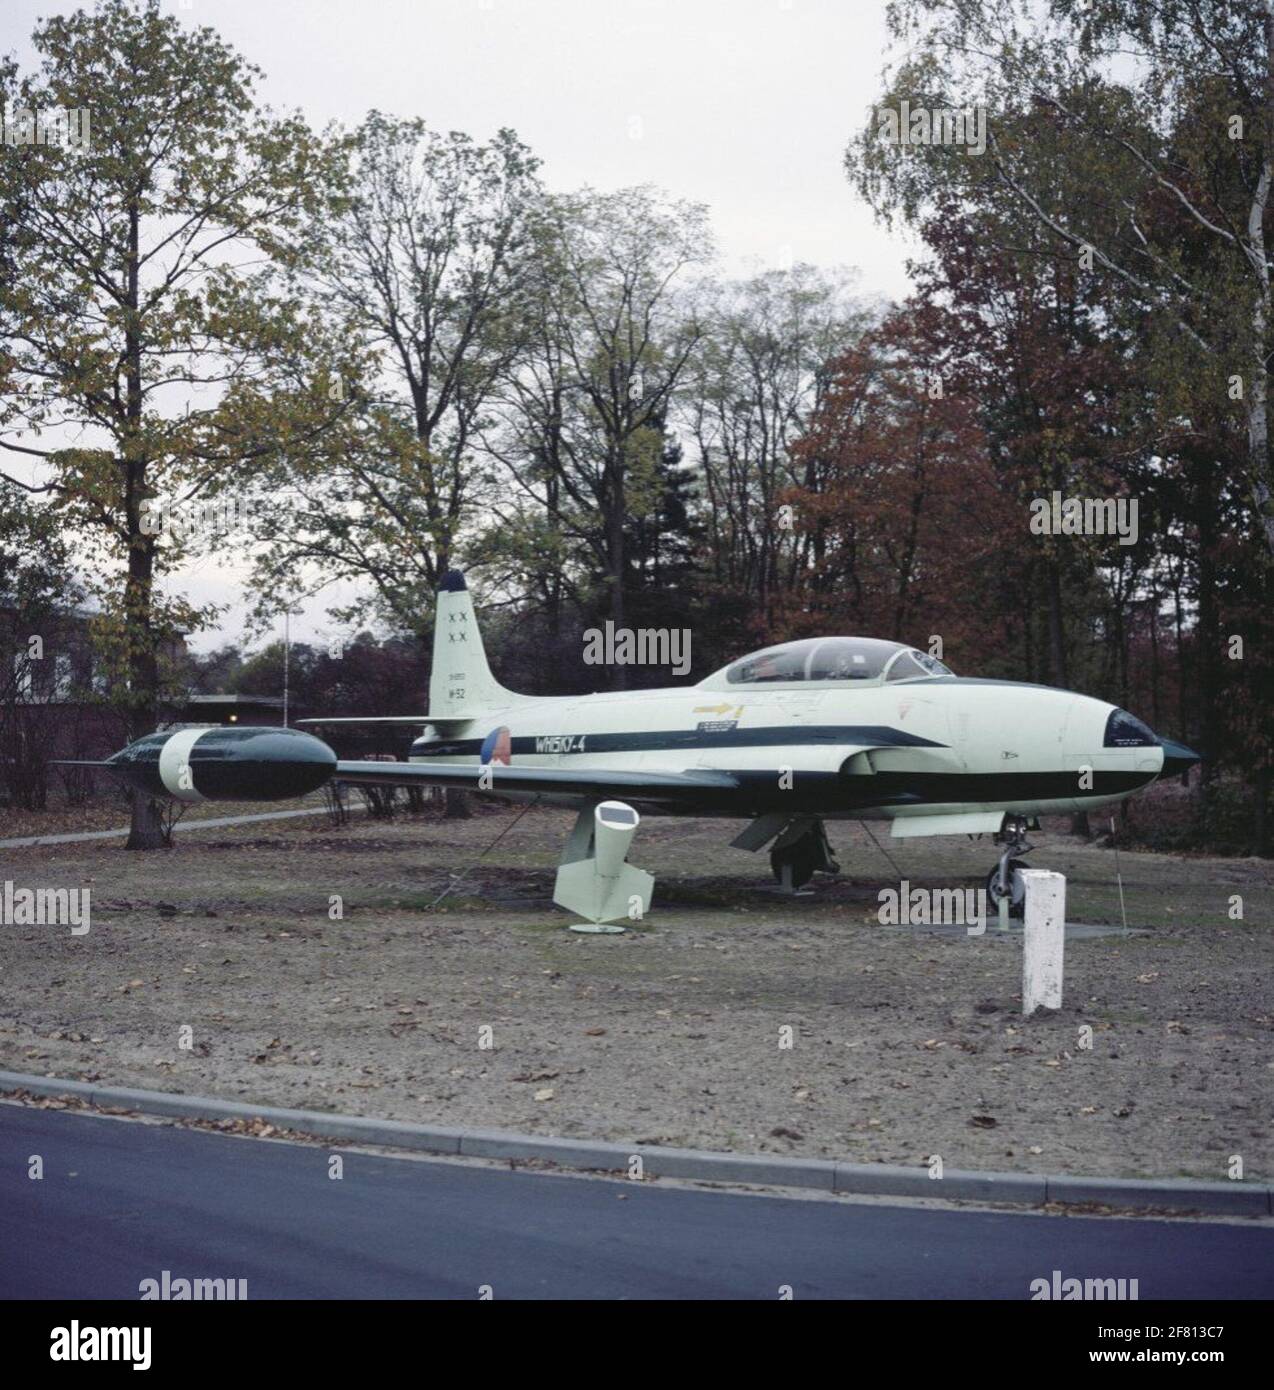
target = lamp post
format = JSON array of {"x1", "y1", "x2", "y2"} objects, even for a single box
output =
[{"x1": 281, "y1": 606, "x2": 302, "y2": 728}]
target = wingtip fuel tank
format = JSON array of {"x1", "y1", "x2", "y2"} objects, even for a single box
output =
[{"x1": 105, "y1": 726, "x2": 337, "y2": 803}]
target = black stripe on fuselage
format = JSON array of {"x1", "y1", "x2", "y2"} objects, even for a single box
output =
[
  {"x1": 740, "y1": 768, "x2": 1152, "y2": 807},
  {"x1": 610, "y1": 767, "x2": 1154, "y2": 817},
  {"x1": 413, "y1": 724, "x2": 946, "y2": 759}
]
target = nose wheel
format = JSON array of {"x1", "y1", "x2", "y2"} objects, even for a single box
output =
[
  {"x1": 986, "y1": 857, "x2": 1029, "y2": 916},
  {"x1": 986, "y1": 816, "x2": 1035, "y2": 920}
]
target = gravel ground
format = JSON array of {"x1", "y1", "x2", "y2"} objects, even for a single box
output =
[{"x1": 0, "y1": 806, "x2": 1270, "y2": 1181}]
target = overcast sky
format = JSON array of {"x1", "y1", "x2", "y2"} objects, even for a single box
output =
[{"x1": 5, "y1": 0, "x2": 919, "y2": 652}]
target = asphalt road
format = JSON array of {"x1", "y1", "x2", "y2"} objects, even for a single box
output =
[{"x1": 2, "y1": 1106, "x2": 1271, "y2": 1299}]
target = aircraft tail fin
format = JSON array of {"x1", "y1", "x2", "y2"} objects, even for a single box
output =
[{"x1": 429, "y1": 571, "x2": 521, "y2": 717}]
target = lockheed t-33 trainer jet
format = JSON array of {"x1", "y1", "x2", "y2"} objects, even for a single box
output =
[{"x1": 93, "y1": 572, "x2": 1198, "y2": 925}]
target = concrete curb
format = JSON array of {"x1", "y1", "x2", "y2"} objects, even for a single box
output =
[{"x1": 1, "y1": 1070, "x2": 1268, "y2": 1216}]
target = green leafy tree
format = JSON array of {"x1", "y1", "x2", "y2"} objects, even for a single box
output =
[
  {"x1": 0, "y1": 0, "x2": 344, "y2": 845},
  {"x1": 238, "y1": 114, "x2": 543, "y2": 636}
]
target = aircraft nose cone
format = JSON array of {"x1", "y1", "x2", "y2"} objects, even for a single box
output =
[{"x1": 1159, "y1": 738, "x2": 1200, "y2": 778}]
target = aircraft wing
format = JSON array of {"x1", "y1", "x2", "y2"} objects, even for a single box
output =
[{"x1": 333, "y1": 760, "x2": 740, "y2": 804}]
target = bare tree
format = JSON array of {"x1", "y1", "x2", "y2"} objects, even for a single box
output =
[
  {"x1": 486, "y1": 186, "x2": 712, "y2": 685},
  {"x1": 683, "y1": 265, "x2": 875, "y2": 621}
]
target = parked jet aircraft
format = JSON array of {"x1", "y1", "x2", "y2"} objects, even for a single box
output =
[{"x1": 87, "y1": 572, "x2": 1198, "y2": 924}]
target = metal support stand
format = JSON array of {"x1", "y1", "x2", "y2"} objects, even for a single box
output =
[{"x1": 553, "y1": 801, "x2": 654, "y2": 926}]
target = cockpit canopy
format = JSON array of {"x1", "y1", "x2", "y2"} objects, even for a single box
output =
[{"x1": 698, "y1": 637, "x2": 954, "y2": 690}]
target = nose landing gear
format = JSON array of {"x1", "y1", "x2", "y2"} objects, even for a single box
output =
[{"x1": 985, "y1": 815, "x2": 1035, "y2": 919}]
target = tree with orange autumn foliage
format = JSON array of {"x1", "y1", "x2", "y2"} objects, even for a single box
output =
[{"x1": 779, "y1": 297, "x2": 996, "y2": 664}]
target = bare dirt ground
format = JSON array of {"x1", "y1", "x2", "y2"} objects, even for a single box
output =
[
  {"x1": 1, "y1": 805, "x2": 1269, "y2": 1181},
  {"x1": 1, "y1": 792, "x2": 328, "y2": 840}
]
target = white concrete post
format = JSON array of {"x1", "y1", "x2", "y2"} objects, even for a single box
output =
[{"x1": 1021, "y1": 869, "x2": 1065, "y2": 1016}]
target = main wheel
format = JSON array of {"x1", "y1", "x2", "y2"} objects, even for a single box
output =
[
  {"x1": 771, "y1": 836, "x2": 819, "y2": 889},
  {"x1": 986, "y1": 858, "x2": 1028, "y2": 918}
]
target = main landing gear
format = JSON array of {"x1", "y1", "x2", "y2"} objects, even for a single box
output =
[
  {"x1": 768, "y1": 817, "x2": 840, "y2": 893},
  {"x1": 985, "y1": 815, "x2": 1036, "y2": 919}
]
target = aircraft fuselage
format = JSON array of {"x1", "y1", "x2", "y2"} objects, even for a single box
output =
[{"x1": 408, "y1": 676, "x2": 1166, "y2": 822}]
